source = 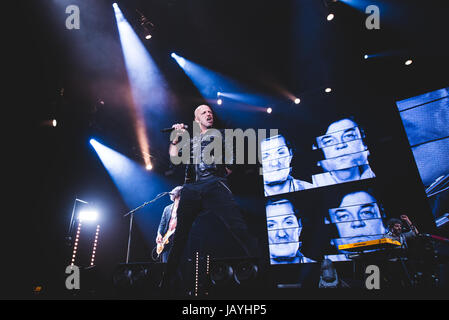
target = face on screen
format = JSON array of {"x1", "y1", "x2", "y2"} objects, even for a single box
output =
[
  {"x1": 328, "y1": 191, "x2": 385, "y2": 244},
  {"x1": 317, "y1": 119, "x2": 368, "y2": 171},
  {"x1": 261, "y1": 135, "x2": 293, "y2": 185},
  {"x1": 266, "y1": 200, "x2": 301, "y2": 260}
]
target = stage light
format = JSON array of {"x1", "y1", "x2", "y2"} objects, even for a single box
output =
[
  {"x1": 325, "y1": 87, "x2": 332, "y2": 93},
  {"x1": 145, "y1": 163, "x2": 153, "y2": 170},
  {"x1": 294, "y1": 98, "x2": 300, "y2": 104},
  {"x1": 90, "y1": 138, "x2": 98, "y2": 147},
  {"x1": 364, "y1": 54, "x2": 368, "y2": 59},
  {"x1": 52, "y1": 119, "x2": 57, "y2": 127},
  {"x1": 90, "y1": 138, "x2": 173, "y2": 250},
  {"x1": 170, "y1": 52, "x2": 186, "y2": 68},
  {"x1": 113, "y1": 3, "x2": 168, "y2": 172},
  {"x1": 90, "y1": 225, "x2": 100, "y2": 266},
  {"x1": 136, "y1": 9, "x2": 155, "y2": 41},
  {"x1": 266, "y1": 107, "x2": 272, "y2": 114},
  {"x1": 71, "y1": 221, "x2": 82, "y2": 265},
  {"x1": 217, "y1": 98, "x2": 223, "y2": 105},
  {"x1": 78, "y1": 210, "x2": 98, "y2": 222},
  {"x1": 170, "y1": 53, "x2": 243, "y2": 102},
  {"x1": 405, "y1": 59, "x2": 413, "y2": 66},
  {"x1": 327, "y1": 13, "x2": 334, "y2": 21}
]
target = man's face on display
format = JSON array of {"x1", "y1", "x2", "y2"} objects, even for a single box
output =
[
  {"x1": 316, "y1": 119, "x2": 368, "y2": 172},
  {"x1": 261, "y1": 135, "x2": 293, "y2": 185},
  {"x1": 266, "y1": 200, "x2": 301, "y2": 260},
  {"x1": 194, "y1": 105, "x2": 214, "y2": 130},
  {"x1": 328, "y1": 191, "x2": 385, "y2": 244}
]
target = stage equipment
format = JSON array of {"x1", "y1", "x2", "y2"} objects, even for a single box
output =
[
  {"x1": 136, "y1": 9, "x2": 155, "y2": 40},
  {"x1": 205, "y1": 257, "x2": 264, "y2": 298},
  {"x1": 112, "y1": 262, "x2": 165, "y2": 297},
  {"x1": 65, "y1": 198, "x2": 101, "y2": 267},
  {"x1": 66, "y1": 198, "x2": 89, "y2": 242},
  {"x1": 338, "y1": 238, "x2": 401, "y2": 252}
]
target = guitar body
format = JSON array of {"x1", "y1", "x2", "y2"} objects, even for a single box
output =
[{"x1": 157, "y1": 229, "x2": 175, "y2": 256}]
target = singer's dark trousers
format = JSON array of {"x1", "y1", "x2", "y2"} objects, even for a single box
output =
[{"x1": 161, "y1": 176, "x2": 254, "y2": 291}]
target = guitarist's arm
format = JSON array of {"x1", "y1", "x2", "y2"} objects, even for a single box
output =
[
  {"x1": 156, "y1": 233, "x2": 163, "y2": 244},
  {"x1": 156, "y1": 206, "x2": 170, "y2": 244}
]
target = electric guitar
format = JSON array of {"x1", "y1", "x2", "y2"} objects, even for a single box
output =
[{"x1": 156, "y1": 229, "x2": 176, "y2": 256}]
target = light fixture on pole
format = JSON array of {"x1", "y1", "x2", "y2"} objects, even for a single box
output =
[
  {"x1": 136, "y1": 9, "x2": 155, "y2": 40},
  {"x1": 66, "y1": 198, "x2": 89, "y2": 245},
  {"x1": 323, "y1": 0, "x2": 338, "y2": 21}
]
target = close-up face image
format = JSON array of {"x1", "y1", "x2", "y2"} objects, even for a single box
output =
[
  {"x1": 266, "y1": 200, "x2": 302, "y2": 259},
  {"x1": 328, "y1": 191, "x2": 385, "y2": 244},
  {"x1": 261, "y1": 135, "x2": 293, "y2": 185},
  {"x1": 317, "y1": 119, "x2": 368, "y2": 171}
]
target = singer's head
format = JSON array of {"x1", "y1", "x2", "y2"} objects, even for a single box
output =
[
  {"x1": 169, "y1": 186, "x2": 183, "y2": 202},
  {"x1": 194, "y1": 104, "x2": 214, "y2": 132}
]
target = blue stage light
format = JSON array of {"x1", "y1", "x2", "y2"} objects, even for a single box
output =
[
  {"x1": 78, "y1": 210, "x2": 99, "y2": 222},
  {"x1": 89, "y1": 138, "x2": 173, "y2": 247}
]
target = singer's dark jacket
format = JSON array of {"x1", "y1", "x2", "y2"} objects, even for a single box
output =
[{"x1": 183, "y1": 128, "x2": 235, "y2": 184}]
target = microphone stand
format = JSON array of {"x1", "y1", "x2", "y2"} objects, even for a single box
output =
[{"x1": 123, "y1": 192, "x2": 169, "y2": 264}]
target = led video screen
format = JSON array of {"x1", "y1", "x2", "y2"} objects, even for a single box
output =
[
  {"x1": 260, "y1": 113, "x2": 391, "y2": 265},
  {"x1": 261, "y1": 116, "x2": 375, "y2": 197},
  {"x1": 396, "y1": 87, "x2": 449, "y2": 228},
  {"x1": 322, "y1": 186, "x2": 388, "y2": 262},
  {"x1": 265, "y1": 197, "x2": 315, "y2": 264},
  {"x1": 264, "y1": 179, "x2": 392, "y2": 264}
]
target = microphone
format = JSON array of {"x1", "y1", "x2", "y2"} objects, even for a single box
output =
[{"x1": 161, "y1": 124, "x2": 188, "y2": 133}]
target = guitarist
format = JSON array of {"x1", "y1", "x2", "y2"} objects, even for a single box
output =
[{"x1": 156, "y1": 186, "x2": 183, "y2": 262}]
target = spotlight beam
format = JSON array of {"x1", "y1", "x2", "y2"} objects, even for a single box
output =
[
  {"x1": 89, "y1": 138, "x2": 172, "y2": 247},
  {"x1": 170, "y1": 53, "x2": 242, "y2": 100},
  {"x1": 113, "y1": 4, "x2": 170, "y2": 169}
]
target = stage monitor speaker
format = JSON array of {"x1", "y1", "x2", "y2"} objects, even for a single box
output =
[
  {"x1": 112, "y1": 262, "x2": 165, "y2": 297},
  {"x1": 205, "y1": 257, "x2": 267, "y2": 298}
]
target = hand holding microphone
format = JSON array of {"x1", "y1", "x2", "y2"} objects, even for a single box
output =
[
  {"x1": 161, "y1": 123, "x2": 188, "y2": 133},
  {"x1": 165, "y1": 123, "x2": 187, "y2": 146}
]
